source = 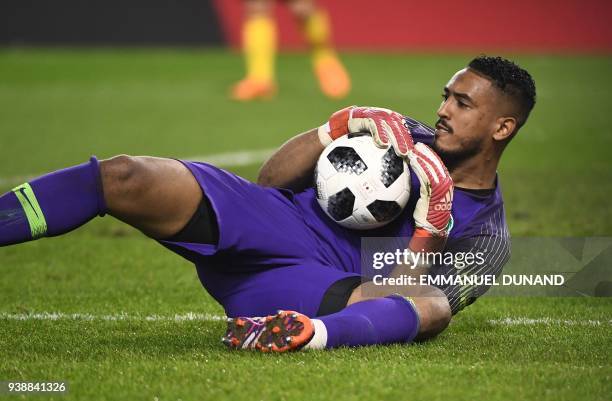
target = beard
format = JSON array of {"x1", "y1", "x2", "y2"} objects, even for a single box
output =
[{"x1": 432, "y1": 134, "x2": 483, "y2": 171}]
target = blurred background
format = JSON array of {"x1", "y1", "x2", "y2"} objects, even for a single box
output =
[
  {"x1": 1, "y1": 0, "x2": 611, "y2": 237},
  {"x1": 3, "y1": 0, "x2": 611, "y2": 50}
]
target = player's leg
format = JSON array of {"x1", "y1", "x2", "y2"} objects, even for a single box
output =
[
  {"x1": 215, "y1": 255, "x2": 449, "y2": 351},
  {"x1": 223, "y1": 294, "x2": 425, "y2": 352},
  {"x1": 209, "y1": 263, "x2": 362, "y2": 352},
  {"x1": 268, "y1": 287, "x2": 449, "y2": 351},
  {"x1": 231, "y1": 0, "x2": 277, "y2": 101},
  {"x1": 0, "y1": 155, "x2": 203, "y2": 246},
  {"x1": 223, "y1": 278, "x2": 450, "y2": 351},
  {"x1": 287, "y1": 0, "x2": 350, "y2": 99},
  {"x1": 311, "y1": 284, "x2": 451, "y2": 348},
  {"x1": 101, "y1": 155, "x2": 202, "y2": 238}
]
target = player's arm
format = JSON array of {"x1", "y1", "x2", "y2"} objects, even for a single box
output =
[
  {"x1": 258, "y1": 106, "x2": 414, "y2": 191},
  {"x1": 257, "y1": 128, "x2": 323, "y2": 191},
  {"x1": 257, "y1": 106, "x2": 362, "y2": 191}
]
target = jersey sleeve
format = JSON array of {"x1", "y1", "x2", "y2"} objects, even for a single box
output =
[
  {"x1": 403, "y1": 116, "x2": 435, "y2": 146},
  {"x1": 429, "y1": 232, "x2": 511, "y2": 315}
]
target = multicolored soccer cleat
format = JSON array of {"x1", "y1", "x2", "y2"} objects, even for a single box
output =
[{"x1": 222, "y1": 310, "x2": 314, "y2": 352}]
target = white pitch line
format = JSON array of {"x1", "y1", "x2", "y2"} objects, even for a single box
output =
[
  {"x1": 0, "y1": 312, "x2": 226, "y2": 322},
  {"x1": 0, "y1": 148, "x2": 277, "y2": 188},
  {"x1": 2, "y1": 312, "x2": 610, "y2": 327},
  {"x1": 488, "y1": 317, "x2": 612, "y2": 327}
]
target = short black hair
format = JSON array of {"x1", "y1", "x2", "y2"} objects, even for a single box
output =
[{"x1": 468, "y1": 55, "x2": 536, "y2": 129}]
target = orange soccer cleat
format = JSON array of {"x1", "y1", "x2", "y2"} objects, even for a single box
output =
[
  {"x1": 314, "y1": 55, "x2": 351, "y2": 99},
  {"x1": 222, "y1": 310, "x2": 314, "y2": 352},
  {"x1": 230, "y1": 79, "x2": 277, "y2": 101}
]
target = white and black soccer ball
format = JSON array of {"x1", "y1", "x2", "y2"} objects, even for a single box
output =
[{"x1": 315, "y1": 133, "x2": 411, "y2": 230}]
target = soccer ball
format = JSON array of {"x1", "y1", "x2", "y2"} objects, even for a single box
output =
[{"x1": 314, "y1": 133, "x2": 411, "y2": 230}]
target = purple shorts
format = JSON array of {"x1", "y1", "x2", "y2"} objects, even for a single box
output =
[{"x1": 159, "y1": 161, "x2": 361, "y2": 317}]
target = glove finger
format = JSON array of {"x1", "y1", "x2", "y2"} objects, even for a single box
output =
[
  {"x1": 372, "y1": 134, "x2": 389, "y2": 149},
  {"x1": 410, "y1": 151, "x2": 440, "y2": 185},
  {"x1": 384, "y1": 123, "x2": 404, "y2": 158},
  {"x1": 352, "y1": 107, "x2": 377, "y2": 119},
  {"x1": 364, "y1": 119, "x2": 389, "y2": 148},
  {"x1": 407, "y1": 152, "x2": 434, "y2": 192},
  {"x1": 373, "y1": 120, "x2": 390, "y2": 146},
  {"x1": 385, "y1": 122, "x2": 408, "y2": 157},
  {"x1": 348, "y1": 117, "x2": 370, "y2": 134},
  {"x1": 413, "y1": 147, "x2": 453, "y2": 210},
  {"x1": 391, "y1": 119, "x2": 411, "y2": 156},
  {"x1": 413, "y1": 143, "x2": 450, "y2": 181},
  {"x1": 396, "y1": 115, "x2": 415, "y2": 149}
]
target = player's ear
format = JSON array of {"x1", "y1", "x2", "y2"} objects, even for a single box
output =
[{"x1": 492, "y1": 116, "x2": 517, "y2": 142}]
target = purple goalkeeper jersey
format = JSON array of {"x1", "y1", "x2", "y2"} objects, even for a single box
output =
[
  {"x1": 291, "y1": 175, "x2": 509, "y2": 277},
  {"x1": 161, "y1": 117, "x2": 510, "y2": 316}
]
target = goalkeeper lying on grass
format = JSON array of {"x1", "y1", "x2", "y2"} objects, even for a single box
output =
[{"x1": 0, "y1": 56, "x2": 535, "y2": 352}]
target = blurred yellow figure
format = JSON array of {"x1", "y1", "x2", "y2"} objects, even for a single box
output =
[{"x1": 231, "y1": 0, "x2": 351, "y2": 101}]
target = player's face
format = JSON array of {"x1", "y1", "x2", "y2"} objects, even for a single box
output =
[{"x1": 432, "y1": 68, "x2": 501, "y2": 165}]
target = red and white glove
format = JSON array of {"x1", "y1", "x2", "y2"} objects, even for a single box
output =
[
  {"x1": 408, "y1": 142, "x2": 454, "y2": 252},
  {"x1": 318, "y1": 106, "x2": 453, "y2": 251},
  {"x1": 318, "y1": 106, "x2": 414, "y2": 156}
]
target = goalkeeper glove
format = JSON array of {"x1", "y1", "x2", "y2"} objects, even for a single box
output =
[
  {"x1": 407, "y1": 142, "x2": 454, "y2": 252},
  {"x1": 318, "y1": 106, "x2": 414, "y2": 156}
]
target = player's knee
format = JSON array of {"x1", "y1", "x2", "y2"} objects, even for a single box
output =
[
  {"x1": 100, "y1": 155, "x2": 149, "y2": 205},
  {"x1": 415, "y1": 288, "x2": 452, "y2": 341},
  {"x1": 428, "y1": 294, "x2": 452, "y2": 334}
]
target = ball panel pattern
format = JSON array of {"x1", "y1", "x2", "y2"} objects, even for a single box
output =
[
  {"x1": 366, "y1": 200, "x2": 402, "y2": 222},
  {"x1": 327, "y1": 188, "x2": 356, "y2": 221},
  {"x1": 380, "y1": 147, "x2": 404, "y2": 188},
  {"x1": 327, "y1": 147, "x2": 368, "y2": 175}
]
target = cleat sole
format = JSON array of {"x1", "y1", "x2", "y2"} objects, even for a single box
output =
[{"x1": 221, "y1": 311, "x2": 314, "y2": 353}]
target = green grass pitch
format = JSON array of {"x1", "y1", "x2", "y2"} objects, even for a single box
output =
[{"x1": 0, "y1": 49, "x2": 610, "y2": 400}]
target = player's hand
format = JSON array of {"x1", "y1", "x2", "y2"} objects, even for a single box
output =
[
  {"x1": 408, "y1": 143, "x2": 454, "y2": 241},
  {"x1": 318, "y1": 106, "x2": 414, "y2": 156}
]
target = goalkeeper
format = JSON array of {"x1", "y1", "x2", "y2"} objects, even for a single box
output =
[{"x1": 0, "y1": 56, "x2": 535, "y2": 352}]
